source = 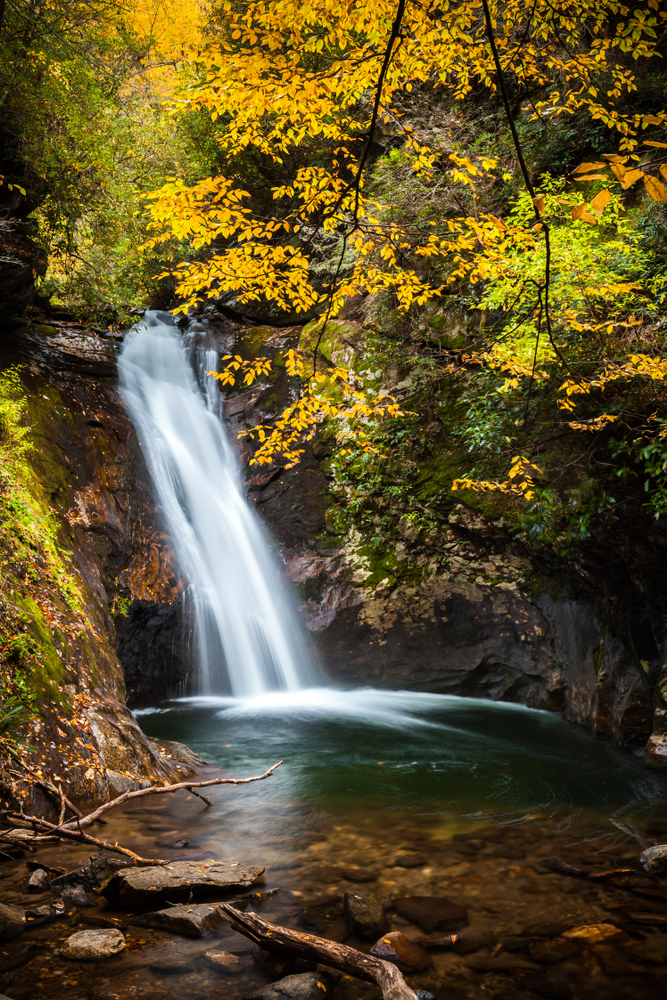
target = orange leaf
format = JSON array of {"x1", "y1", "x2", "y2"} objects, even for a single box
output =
[
  {"x1": 487, "y1": 213, "x2": 506, "y2": 231},
  {"x1": 589, "y1": 189, "x2": 612, "y2": 216},
  {"x1": 572, "y1": 161, "x2": 607, "y2": 174},
  {"x1": 571, "y1": 204, "x2": 597, "y2": 224},
  {"x1": 643, "y1": 174, "x2": 667, "y2": 201},
  {"x1": 660, "y1": 164, "x2": 667, "y2": 180},
  {"x1": 644, "y1": 141, "x2": 667, "y2": 148},
  {"x1": 609, "y1": 163, "x2": 626, "y2": 181},
  {"x1": 619, "y1": 168, "x2": 645, "y2": 190},
  {"x1": 532, "y1": 196, "x2": 545, "y2": 215},
  {"x1": 602, "y1": 154, "x2": 626, "y2": 163},
  {"x1": 573, "y1": 174, "x2": 607, "y2": 181}
]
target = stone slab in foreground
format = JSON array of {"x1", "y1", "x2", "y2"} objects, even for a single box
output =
[
  {"x1": 131, "y1": 902, "x2": 222, "y2": 937},
  {"x1": 100, "y1": 860, "x2": 264, "y2": 906}
]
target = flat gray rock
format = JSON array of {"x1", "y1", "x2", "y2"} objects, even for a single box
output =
[
  {"x1": 252, "y1": 971, "x2": 341, "y2": 1000},
  {"x1": 640, "y1": 844, "x2": 667, "y2": 874},
  {"x1": 0, "y1": 902, "x2": 25, "y2": 939},
  {"x1": 100, "y1": 860, "x2": 264, "y2": 906},
  {"x1": 61, "y1": 928, "x2": 125, "y2": 960},
  {"x1": 131, "y1": 902, "x2": 222, "y2": 937}
]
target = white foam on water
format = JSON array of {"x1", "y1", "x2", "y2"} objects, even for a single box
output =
[{"x1": 168, "y1": 687, "x2": 547, "y2": 730}]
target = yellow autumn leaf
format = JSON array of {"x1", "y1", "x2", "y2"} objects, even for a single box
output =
[
  {"x1": 619, "y1": 168, "x2": 645, "y2": 190},
  {"x1": 571, "y1": 203, "x2": 597, "y2": 224},
  {"x1": 643, "y1": 174, "x2": 667, "y2": 201},
  {"x1": 572, "y1": 161, "x2": 607, "y2": 174},
  {"x1": 589, "y1": 189, "x2": 612, "y2": 215}
]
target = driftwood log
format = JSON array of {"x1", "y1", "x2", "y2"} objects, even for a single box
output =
[
  {"x1": 218, "y1": 903, "x2": 418, "y2": 1000},
  {"x1": 0, "y1": 762, "x2": 282, "y2": 863}
]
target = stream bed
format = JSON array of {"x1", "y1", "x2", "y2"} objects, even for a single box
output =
[{"x1": 3, "y1": 691, "x2": 667, "y2": 1000}]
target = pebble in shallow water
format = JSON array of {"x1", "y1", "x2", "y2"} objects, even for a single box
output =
[{"x1": 61, "y1": 928, "x2": 126, "y2": 960}]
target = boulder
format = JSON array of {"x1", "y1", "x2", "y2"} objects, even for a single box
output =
[
  {"x1": 252, "y1": 970, "x2": 341, "y2": 1000},
  {"x1": 370, "y1": 931, "x2": 433, "y2": 970},
  {"x1": 131, "y1": 903, "x2": 223, "y2": 937},
  {"x1": 100, "y1": 860, "x2": 264, "y2": 906},
  {"x1": 640, "y1": 844, "x2": 667, "y2": 874},
  {"x1": 27, "y1": 869, "x2": 51, "y2": 893},
  {"x1": 202, "y1": 949, "x2": 241, "y2": 973},
  {"x1": 343, "y1": 891, "x2": 389, "y2": 940},
  {"x1": 392, "y1": 895, "x2": 468, "y2": 933},
  {"x1": 0, "y1": 904, "x2": 25, "y2": 939},
  {"x1": 61, "y1": 928, "x2": 125, "y2": 960},
  {"x1": 62, "y1": 886, "x2": 93, "y2": 908},
  {"x1": 50, "y1": 856, "x2": 130, "y2": 893}
]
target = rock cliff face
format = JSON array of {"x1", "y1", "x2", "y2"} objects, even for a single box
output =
[
  {"x1": 0, "y1": 315, "x2": 196, "y2": 813},
  {"x1": 253, "y1": 471, "x2": 656, "y2": 747}
]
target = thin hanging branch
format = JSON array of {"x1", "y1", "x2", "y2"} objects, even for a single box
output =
[
  {"x1": 312, "y1": 0, "x2": 407, "y2": 375},
  {"x1": 479, "y1": 0, "x2": 577, "y2": 381}
]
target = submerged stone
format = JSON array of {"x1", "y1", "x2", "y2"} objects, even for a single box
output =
[
  {"x1": 0, "y1": 904, "x2": 25, "y2": 939},
  {"x1": 252, "y1": 944, "x2": 317, "y2": 978},
  {"x1": 515, "y1": 972, "x2": 573, "y2": 1000},
  {"x1": 640, "y1": 844, "x2": 667, "y2": 874},
  {"x1": 252, "y1": 970, "x2": 341, "y2": 1000},
  {"x1": 131, "y1": 902, "x2": 223, "y2": 937},
  {"x1": 529, "y1": 937, "x2": 580, "y2": 964},
  {"x1": 100, "y1": 860, "x2": 264, "y2": 906},
  {"x1": 392, "y1": 895, "x2": 468, "y2": 933},
  {"x1": 203, "y1": 949, "x2": 241, "y2": 973},
  {"x1": 62, "y1": 886, "x2": 93, "y2": 908},
  {"x1": 342, "y1": 891, "x2": 389, "y2": 939},
  {"x1": 149, "y1": 961, "x2": 194, "y2": 975},
  {"x1": 394, "y1": 853, "x2": 426, "y2": 868},
  {"x1": 61, "y1": 928, "x2": 125, "y2": 960},
  {"x1": 370, "y1": 930, "x2": 433, "y2": 969}
]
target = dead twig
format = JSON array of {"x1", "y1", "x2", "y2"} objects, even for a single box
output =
[
  {"x1": 58, "y1": 761, "x2": 282, "y2": 832},
  {"x1": 218, "y1": 904, "x2": 417, "y2": 1000},
  {"x1": 0, "y1": 809, "x2": 163, "y2": 864},
  {"x1": 185, "y1": 786, "x2": 212, "y2": 806}
]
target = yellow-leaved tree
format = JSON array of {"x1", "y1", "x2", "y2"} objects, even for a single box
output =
[{"x1": 145, "y1": 0, "x2": 667, "y2": 479}]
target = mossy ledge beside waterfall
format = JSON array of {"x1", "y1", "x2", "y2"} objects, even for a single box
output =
[{"x1": 118, "y1": 311, "x2": 313, "y2": 697}]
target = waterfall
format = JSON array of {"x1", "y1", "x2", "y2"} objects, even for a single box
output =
[{"x1": 118, "y1": 310, "x2": 313, "y2": 697}]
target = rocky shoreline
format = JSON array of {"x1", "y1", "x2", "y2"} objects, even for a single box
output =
[{"x1": 0, "y1": 771, "x2": 666, "y2": 1000}]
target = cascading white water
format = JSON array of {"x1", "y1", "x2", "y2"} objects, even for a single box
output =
[{"x1": 118, "y1": 310, "x2": 314, "y2": 697}]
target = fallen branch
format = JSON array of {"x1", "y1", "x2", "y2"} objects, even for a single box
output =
[
  {"x1": 0, "y1": 809, "x2": 165, "y2": 864},
  {"x1": 0, "y1": 762, "x2": 282, "y2": 863},
  {"x1": 61, "y1": 760, "x2": 283, "y2": 832},
  {"x1": 218, "y1": 904, "x2": 417, "y2": 1000}
]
